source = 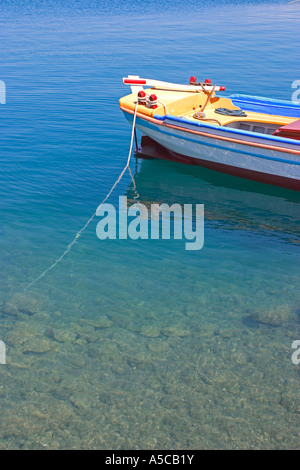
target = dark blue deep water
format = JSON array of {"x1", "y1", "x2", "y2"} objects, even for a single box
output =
[{"x1": 0, "y1": 0, "x2": 299, "y2": 449}]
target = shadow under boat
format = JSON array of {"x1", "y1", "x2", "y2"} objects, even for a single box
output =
[{"x1": 124, "y1": 140, "x2": 300, "y2": 244}]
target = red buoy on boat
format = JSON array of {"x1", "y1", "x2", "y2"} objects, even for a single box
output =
[
  {"x1": 148, "y1": 94, "x2": 158, "y2": 109},
  {"x1": 138, "y1": 90, "x2": 147, "y2": 105}
]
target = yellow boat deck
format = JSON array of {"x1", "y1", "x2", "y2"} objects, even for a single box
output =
[{"x1": 119, "y1": 88, "x2": 296, "y2": 131}]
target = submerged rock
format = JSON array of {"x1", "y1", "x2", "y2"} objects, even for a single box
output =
[
  {"x1": 247, "y1": 304, "x2": 295, "y2": 327},
  {"x1": 4, "y1": 292, "x2": 44, "y2": 317},
  {"x1": 147, "y1": 339, "x2": 169, "y2": 353},
  {"x1": 2, "y1": 302, "x2": 19, "y2": 317},
  {"x1": 22, "y1": 337, "x2": 53, "y2": 354},
  {"x1": 5, "y1": 321, "x2": 54, "y2": 356},
  {"x1": 139, "y1": 325, "x2": 161, "y2": 337},
  {"x1": 162, "y1": 325, "x2": 191, "y2": 337},
  {"x1": 80, "y1": 316, "x2": 113, "y2": 329},
  {"x1": 197, "y1": 324, "x2": 217, "y2": 338},
  {"x1": 44, "y1": 328, "x2": 55, "y2": 340},
  {"x1": 52, "y1": 329, "x2": 77, "y2": 343},
  {"x1": 77, "y1": 327, "x2": 100, "y2": 344},
  {"x1": 280, "y1": 394, "x2": 300, "y2": 413},
  {"x1": 70, "y1": 393, "x2": 91, "y2": 410}
]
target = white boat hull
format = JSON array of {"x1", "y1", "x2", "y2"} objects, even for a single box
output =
[{"x1": 123, "y1": 111, "x2": 300, "y2": 191}]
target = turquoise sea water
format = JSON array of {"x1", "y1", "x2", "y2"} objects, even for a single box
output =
[{"x1": 0, "y1": 0, "x2": 300, "y2": 449}]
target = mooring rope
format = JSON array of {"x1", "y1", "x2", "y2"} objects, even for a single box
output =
[{"x1": 24, "y1": 102, "x2": 139, "y2": 291}]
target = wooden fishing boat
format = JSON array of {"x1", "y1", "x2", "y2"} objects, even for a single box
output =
[{"x1": 119, "y1": 76, "x2": 300, "y2": 191}]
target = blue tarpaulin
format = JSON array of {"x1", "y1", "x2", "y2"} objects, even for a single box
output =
[{"x1": 229, "y1": 94, "x2": 300, "y2": 118}]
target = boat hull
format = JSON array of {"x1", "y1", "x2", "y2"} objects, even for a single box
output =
[
  {"x1": 137, "y1": 136, "x2": 299, "y2": 191},
  {"x1": 122, "y1": 110, "x2": 300, "y2": 191}
]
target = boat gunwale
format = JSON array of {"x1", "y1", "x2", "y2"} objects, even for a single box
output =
[{"x1": 154, "y1": 114, "x2": 300, "y2": 147}]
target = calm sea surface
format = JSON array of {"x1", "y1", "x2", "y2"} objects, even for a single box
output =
[{"x1": 0, "y1": 0, "x2": 299, "y2": 449}]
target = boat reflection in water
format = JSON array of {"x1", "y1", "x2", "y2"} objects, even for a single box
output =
[{"x1": 125, "y1": 154, "x2": 300, "y2": 245}]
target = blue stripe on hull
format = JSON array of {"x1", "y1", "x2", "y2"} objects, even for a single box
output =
[{"x1": 153, "y1": 114, "x2": 300, "y2": 147}]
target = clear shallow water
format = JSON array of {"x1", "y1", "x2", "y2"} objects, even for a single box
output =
[{"x1": 0, "y1": 0, "x2": 300, "y2": 449}]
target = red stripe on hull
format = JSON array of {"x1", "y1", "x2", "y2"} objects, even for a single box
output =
[{"x1": 137, "y1": 136, "x2": 300, "y2": 191}]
